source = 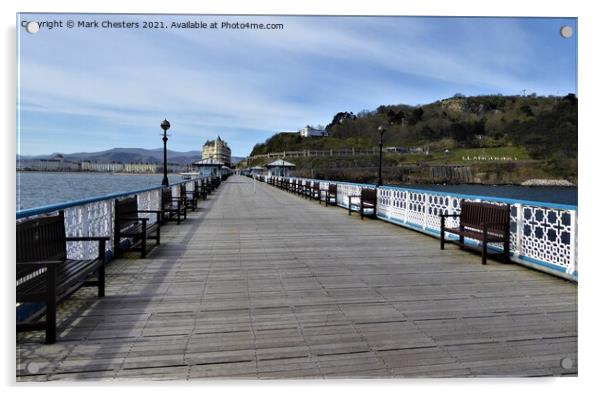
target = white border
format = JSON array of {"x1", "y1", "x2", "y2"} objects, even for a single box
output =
[{"x1": 2, "y1": 0, "x2": 599, "y2": 393}]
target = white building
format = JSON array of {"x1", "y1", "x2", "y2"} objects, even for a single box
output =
[
  {"x1": 299, "y1": 125, "x2": 328, "y2": 138},
  {"x1": 80, "y1": 161, "x2": 125, "y2": 172},
  {"x1": 123, "y1": 163, "x2": 158, "y2": 173},
  {"x1": 18, "y1": 158, "x2": 80, "y2": 172},
  {"x1": 202, "y1": 136, "x2": 232, "y2": 167}
]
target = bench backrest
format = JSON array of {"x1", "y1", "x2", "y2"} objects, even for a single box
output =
[
  {"x1": 361, "y1": 188, "x2": 377, "y2": 204},
  {"x1": 115, "y1": 196, "x2": 139, "y2": 229},
  {"x1": 328, "y1": 184, "x2": 337, "y2": 195},
  {"x1": 17, "y1": 211, "x2": 66, "y2": 278},
  {"x1": 460, "y1": 200, "x2": 510, "y2": 233},
  {"x1": 179, "y1": 184, "x2": 187, "y2": 198}
]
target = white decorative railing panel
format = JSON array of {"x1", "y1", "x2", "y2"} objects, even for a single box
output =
[{"x1": 17, "y1": 177, "x2": 206, "y2": 261}]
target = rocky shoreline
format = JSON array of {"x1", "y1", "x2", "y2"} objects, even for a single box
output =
[{"x1": 520, "y1": 179, "x2": 575, "y2": 187}]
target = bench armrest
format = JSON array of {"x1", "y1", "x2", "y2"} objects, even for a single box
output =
[
  {"x1": 65, "y1": 236, "x2": 110, "y2": 241},
  {"x1": 137, "y1": 210, "x2": 162, "y2": 214},
  {"x1": 440, "y1": 213, "x2": 460, "y2": 228}
]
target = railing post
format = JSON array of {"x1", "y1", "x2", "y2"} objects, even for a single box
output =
[
  {"x1": 404, "y1": 191, "x2": 409, "y2": 224},
  {"x1": 423, "y1": 194, "x2": 429, "y2": 230},
  {"x1": 569, "y1": 209, "x2": 577, "y2": 275},
  {"x1": 444, "y1": 197, "x2": 455, "y2": 240},
  {"x1": 515, "y1": 203, "x2": 523, "y2": 259}
]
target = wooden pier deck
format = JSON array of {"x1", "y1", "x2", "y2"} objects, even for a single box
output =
[{"x1": 16, "y1": 175, "x2": 577, "y2": 380}]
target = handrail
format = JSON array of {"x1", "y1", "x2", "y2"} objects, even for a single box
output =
[
  {"x1": 16, "y1": 178, "x2": 200, "y2": 220},
  {"x1": 290, "y1": 178, "x2": 576, "y2": 211},
  {"x1": 378, "y1": 185, "x2": 577, "y2": 211}
]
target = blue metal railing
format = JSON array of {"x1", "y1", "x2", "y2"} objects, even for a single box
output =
[{"x1": 16, "y1": 179, "x2": 193, "y2": 219}]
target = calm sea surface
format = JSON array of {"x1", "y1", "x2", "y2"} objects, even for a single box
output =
[
  {"x1": 16, "y1": 172, "x2": 577, "y2": 211},
  {"x1": 393, "y1": 183, "x2": 577, "y2": 205},
  {"x1": 17, "y1": 172, "x2": 171, "y2": 210}
]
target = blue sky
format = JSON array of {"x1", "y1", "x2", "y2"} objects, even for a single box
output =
[{"x1": 17, "y1": 15, "x2": 577, "y2": 157}]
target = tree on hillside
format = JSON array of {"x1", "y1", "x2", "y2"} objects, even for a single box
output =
[
  {"x1": 387, "y1": 109, "x2": 405, "y2": 125},
  {"x1": 325, "y1": 112, "x2": 357, "y2": 131},
  {"x1": 407, "y1": 107, "x2": 424, "y2": 125},
  {"x1": 563, "y1": 93, "x2": 577, "y2": 105}
]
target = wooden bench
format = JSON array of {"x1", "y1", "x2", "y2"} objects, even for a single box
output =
[
  {"x1": 180, "y1": 183, "x2": 197, "y2": 211},
  {"x1": 303, "y1": 181, "x2": 314, "y2": 199},
  {"x1": 440, "y1": 200, "x2": 510, "y2": 265},
  {"x1": 348, "y1": 188, "x2": 377, "y2": 219},
  {"x1": 114, "y1": 196, "x2": 161, "y2": 258},
  {"x1": 202, "y1": 179, "x2": 211, "y2": 196},
  {"x1": 320, "y1": 184, "x2": 337, "y2": 206},
  {"x1": 17, "y1": 211, "x2": 109, "y2": 344},
  {"x1": 211, "y1": 177, "x2": 220, "y2": 190},
  {"x1": 161, "y1": 188, "x2": 187, "y2": 225},
  {"x1": 194, "y1": 179, "x2": 207, "y2": 201},
  {"x1": 295, "y1": 179, "x2": 303, "y2": 195},
  {"x1": 310, "y1": 182, "x2": 321, "y2": 200}
]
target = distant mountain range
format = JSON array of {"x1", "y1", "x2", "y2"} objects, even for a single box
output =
[{"x1": 17, "y1": 148, "x2": 244, "y2": 165}]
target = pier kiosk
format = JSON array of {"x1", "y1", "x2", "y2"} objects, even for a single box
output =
[
  {"x1": 192, "y1": 158, "x2": 224, "y2": 180},
  {"x1": 249, "y1": 166, "x2": 264, "y2": 177},
  {"x1": 265, "y1": 159, "x2": 296, "y2": 177}
]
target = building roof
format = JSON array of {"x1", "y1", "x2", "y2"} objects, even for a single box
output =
[
  {"x1": 203, "y1": 136, "x2": 229, "y2": 147},
  {"x1": 193, "y1": 158, "x2": 224, "y2": 166},
  {"x1": 265, "y1": 159, "x2": 296, "y2": 168}
]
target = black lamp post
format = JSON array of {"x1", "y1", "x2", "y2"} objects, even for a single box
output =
[
  {"x1": 160, "y1": 118, "x2": 171, "y2": 186},
  {"x1": 377, "y1": 126, "x2": 386, "y2": 186}
]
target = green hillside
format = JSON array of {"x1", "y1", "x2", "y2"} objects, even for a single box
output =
[{"x1": 249, "y1": 94, "x2": 577, "y2": 180}]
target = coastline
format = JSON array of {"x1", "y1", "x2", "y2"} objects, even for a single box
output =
[
  {"x1": 17, "y1": 170, "x2": 184, "y2": 176},
  {"x1": 520, "y1": 179, "x2": 576, "y2": 187}
]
